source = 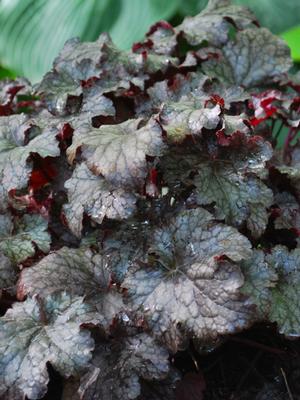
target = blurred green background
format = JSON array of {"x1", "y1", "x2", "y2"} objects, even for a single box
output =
[{"x1": 0, "y1": 0, "x2": 299, "y2": 83}]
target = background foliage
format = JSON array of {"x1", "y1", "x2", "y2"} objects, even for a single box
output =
[{"x1": 0, "y1": 0, "x2": 299, "y2": 82}]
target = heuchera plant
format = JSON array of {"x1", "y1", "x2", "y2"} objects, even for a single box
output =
[{"x1": 0, "y1": 0, "x2": 300, "y2": 399}]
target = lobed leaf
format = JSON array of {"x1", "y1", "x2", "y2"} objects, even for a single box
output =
[
  {"x1": 124, "y1": 208, "x2": 254, "y2": 350},
  {"x1": 203, "y1": 28, "x2": 292, "y2": 88},
  {"x1": 18, "y1": 247, "x2": 124, "y2": 331},
  {"x1": 0, "y1": 292, "x2": 94, "y2": 399},
  {"x1": 0, "y1": 214, "x2": 50, "y2": 264},
  {"x1": 64, "y1": 163, "x2": 136, "y2": 237}
]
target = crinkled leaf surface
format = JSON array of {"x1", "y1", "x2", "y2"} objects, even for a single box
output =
[
  {"x1": 77, "y1": 334, "x2": 170, "y2": 400},
  {"x1": 18, "y1": 247, "x2": 124, "y2": 331},
  {"x1": 241, "y1": 246, "x2": 300, "y2": 337},
  {"x1": 0, "y1": 292, "x2": 94, "y2": 400},
  {"x1": 274, "y1": 146, "x2": 300, "y2": 197},
  {"x1": 0, "y1": 114, "x2": 60, "y2": 193},
  {"x1": 221, "y1": 114, "x2": 250, "y2": 136},
  {"x1": 175, "y1": 0, "x2": 256, "y2": 48},
  {"x1": 0, "y1": 252, "x2": 16, "y2": 292},
  {"x1": 160, "y1": 103, "x2": 221, "y2": 142},
  {"x1": 101, "y1": 222, "x2": 149, "y2": 283},
  {"x1": 194, "y1": 163, "x2": 273, "y2": 237},
  {"x1": 36, "y1": 33, "x2": 178, "y2": 115},
  {"x1": 135, "y1": 72, "x2": 210, "y2": 117},
  {"x1": 124, "y1": 208, "x2": 253, "y2": 350},
  {"x1": 273, "y1": 192, "x2": 300, "y2": 231},
  {"x1": 64, "y1": 163, "x2": 136, "y2": 237},
  {"x1": 203, "y1": 28, "x2": 292, "y2": 88},
  {"x1": 68, "y1": 118, "x2": 165, "y2": 187},
  {"x1": 240, "y1": 250, "x2": 278, "y2": 317},
  {"x1": 0, "y1": 214, "x2": 50, "y2": 264}
]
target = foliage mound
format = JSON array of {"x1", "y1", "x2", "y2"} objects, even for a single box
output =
[{"x1": 0, "y1": 0, "x2": 299, "y2": 398}]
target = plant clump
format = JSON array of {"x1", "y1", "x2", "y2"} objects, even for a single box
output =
[{"x1": 0, "y1": 1, "x2": 299, "y2": 399}]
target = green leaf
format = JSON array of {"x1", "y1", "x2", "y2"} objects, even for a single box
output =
[
  {"x1": 0, "y1": 252, "x2": 16, "y2": 293},
  {"x1": 281, "y1": 25, "x2": 300, "y2": 62},
  {"x1": 0, "y1": 65, "x2": 16, "y2": 80},
  {"x1": 0, "y1": 214, "x2": 50, "y2": 264},
  {"x1": 234, "y1": 0, "x2": 300, "y2": 34},
  {"x1": 0, "y1": 0, "x2": 179, "y2": 82},
  {"x1": 241, "y1": 246, "x2": 300, "y2": 337}
]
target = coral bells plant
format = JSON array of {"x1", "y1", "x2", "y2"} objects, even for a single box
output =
[{"x1": 0, "y1": 0, "x2": 300, "y2": 399}]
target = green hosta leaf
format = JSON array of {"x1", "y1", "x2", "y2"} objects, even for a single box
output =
[
  {"x1": 77, "y1": 334, "x2": 170, "y2": 400},
  {"x1": 241, "y1": 246, "x2": 300, "y2": 337},
  {"x1": 0, "y1": 114, "x2": 60, "y2": 195},
  {"x1": 203, "y1": 28, "x2": 292, "y2": 88},
  {"x1": 0, "y1": 292, "x2": 94, "y2": 400},
  {"x1": 67, "y1": 118, "x2": 165, "y2": 187},
  {"x1": 235, "y1": 0, "x2": 300, "y2": 34},
  {"x1": 281, "y1": 25, "x2": 300, "y2": 62},
  {"x1": 0, "y1": 0, "x2": 179, "y2": 82},
  {"x1": 124, "y1": 208, "x2": 253, "y2": 351},
  {"x1": 0, "y1": 214, "x2": 50, "y2": 264},
  {"x1": 18, "y1": 247, "x2": 124, "y2": 331},
  {"x1": 64, "y1": 163, "x2": 136, "y2": 237}
]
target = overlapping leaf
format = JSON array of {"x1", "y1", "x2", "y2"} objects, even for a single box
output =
[
  {"x1": 67, "y1": 118, "x2": 165, "y2": 187},
  {"x1": 64, "y1": 163, "x2": 136, "y2": 237},
  {"x1": 0, "y1": 114, "x2": 60, "y2": 197},
  {"x1": 18, "y1": 247, "x2": 124, "y2": 330},
  {"x1": 124, "y1": 208, "x2": 254, "y2": 351},
  {"x1": 176, "y1": 0, "x2": 256, "y2": 47},
  {"x1": 194, "y1": 162, "x2": 273, "y2": 237},
  {"x1": 0, "y1": 0, "x2": 298, "y2": 397},
  {"x1": 160, "y1": 102, "x2": 221, "y2": 142},
  {"x1": 0, "y1": 214, "x2": 50, "y2": 264},
  {"x1": 0, "y1": 292, "x2": 94, "y2": 400},
  {"x1": 0, "y1": 252, "x2": 16, "y2": 294},
  {"x1": 203, "y1": 28, "x2": 292, "y2": 88},
  {"x1": 161, "y1": 136, "x2": 273, "y2": 236},
  {"x1": 145, "y1": 0, "x2": 256, "y2": 55},
  {"x1": 36, "y1": 33, "x2": 178, "y2": 115},
  {"x1": 76, "y1": 334, "x2": 170, "y2": 400},
  {"x1": 273, "y1": 192, "x2": 300, "y2": 231},
  {"x1": 241, "y1": 246, "x2": 300, "y2": 336},
  {"x1": 101, "y1": 222, "x2": 150, "y2": 283}
]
